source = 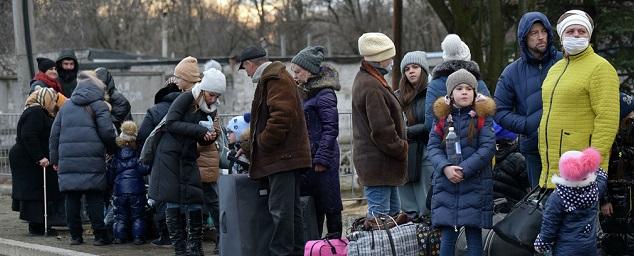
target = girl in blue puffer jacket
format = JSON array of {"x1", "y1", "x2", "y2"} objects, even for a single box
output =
[
  {"x1": 107, "y1": 121, "x2": 151, "y2": 245},
  {"x1": 427, "y1": 69, "x2": 496, "y2": 256},
  {"x1": 534, "y1": 147, "x2": 607, "y2": 255}
]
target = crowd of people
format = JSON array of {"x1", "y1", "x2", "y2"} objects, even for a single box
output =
[{"x1": 7, "y1": 8, "x2": 633, "y2": 256}]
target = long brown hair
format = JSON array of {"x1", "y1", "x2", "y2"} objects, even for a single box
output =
[{"x1": 399, "y1": 69, "x2": 428, "y2": 125}]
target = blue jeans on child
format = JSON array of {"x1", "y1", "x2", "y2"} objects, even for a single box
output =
[
  {"x1": 440, "y1": 226, "x2": 482, "y2": 256},
  {"x1": 364, "y1": 186, "x2": 400, "y2": 217}
]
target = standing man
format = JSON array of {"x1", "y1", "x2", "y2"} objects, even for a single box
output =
[
  {"x1": 352, "y1": 32, "x2": 408, "y2": 226},
  {"x1": 494, "y1": 12, "x2": 563, "y2": 188},
  {"x1": 238, "y1": 45, "x2": 312, "y2": 256},
  {"x1": 56, "y1": 50, "x2": 79, "y2": 98}
]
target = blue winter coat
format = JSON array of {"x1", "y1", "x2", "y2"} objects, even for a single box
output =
[
  {"x1": 424, "y1": 60, "x2": 491, "y2": 134},
  {"x1": 107, "y1": 147, "x2": 151, "y2": 195},
  {"x1": 300, "y1": 65, "x2": 343, "y2": 213},
  {"x1": 427, "y1": 96, "x2": 496, "y2": 229},
  {"x1": 494, "y1": 12, "x2": 563, "y2": 154},
  {"x1": 536, "y1": 171, "x2": 608, "y2": 255},
  {"x1": 50, "y1": 77, "x2": 117, "y2": 192}
]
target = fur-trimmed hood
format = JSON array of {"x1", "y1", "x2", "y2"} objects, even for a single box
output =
[
  {"x1": 300, "y1": 65, "x2": 341, "y2": 99},
  {"x1": 433, "y1": 94, "x2": 496, "y2": 120},
  {"x1": 431, "y1": 60, "x2": 481, "y2": 80}
]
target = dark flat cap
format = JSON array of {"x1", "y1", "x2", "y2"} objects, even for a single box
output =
[{"x1": 238, "y1": 46, "x2": 267, "y2": 69}]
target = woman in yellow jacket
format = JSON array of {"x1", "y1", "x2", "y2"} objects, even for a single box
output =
[{"x1": 538, "y1": 10, "x2": 620, "y2": 189}]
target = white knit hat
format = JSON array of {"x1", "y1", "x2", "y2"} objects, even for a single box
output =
[
  {"x1": 556, "y1": 10, "x2": 594, "y2": 38},
  {"x1": 197, "y1": 68, "x2": 226, "y2": 95},
  {"x1": 441, "y1": 34, "x2": 471, "y2": 61},
  {"x1": 204, "y1": 59, "x2": 222, "y2": 71},
  {"x1": 358, "y1": 33, "x2": 396, "y2": 62}
]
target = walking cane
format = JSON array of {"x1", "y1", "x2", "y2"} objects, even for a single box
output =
[{"x1": 43, "y1": 165, "x2": 48, "y2": 237}]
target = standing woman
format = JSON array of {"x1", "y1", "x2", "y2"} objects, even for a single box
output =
[
  {"x1": 30, "y1": 57, "x2": 63, "y2": 94},
  {"x1": 10, "y1": 88, "x2": 66, "y2": 235},
  {"x1": 148, "y1": 67, "x2": 225, "y2": 256},
  {"x1": 396, "y1": 51, "x2": 434, "y2": 218},
  {"x1": 291, "y1": 46, "x2": 344, "y2": 237}
]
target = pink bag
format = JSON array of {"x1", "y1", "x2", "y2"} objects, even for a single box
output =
[{"x1": 304, "y1": 237, "x2": 348, "y2": 256}]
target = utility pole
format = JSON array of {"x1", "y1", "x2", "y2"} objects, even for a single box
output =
[
  {"x1": 12, "y1": 0, "x2": 35, "y2": 95},
  {"x1": 392, "y1": 0, "x2": 402, "y2": 91},
  {"x1": 161, "y1": 10, "x2": 168, "y2": 58}
]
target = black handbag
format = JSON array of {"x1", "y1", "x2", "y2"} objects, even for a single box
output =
[{"x1": 492, "y1": 186, "x2": 551, "y2": 251}]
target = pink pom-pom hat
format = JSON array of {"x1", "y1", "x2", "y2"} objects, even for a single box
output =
[{"x1": 553, "y1": 147, "x2": 602, "y2": 187}]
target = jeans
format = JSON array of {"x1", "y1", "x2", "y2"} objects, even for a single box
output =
[
  {"x1": 202, "y1": 182, "x2": 219, "y2": 229},
  {"x1": 364, "y1": 186, "x2": 400, "y2": 217},
  {"x1": 268, "y1": 169, "x2": 304, "y2": 256},
  {"x1": 166, "y1": 202, "x2": 202, "y2": 212},
  {"x1": 65, "y1": 191, "x2": 106, "y2": 237},
  {"x1": 440, "y1": 226, "x2": 482, "y2": 256},
  {"x1": 524, "y1": 152, "x2": 542, "y2": 188}
]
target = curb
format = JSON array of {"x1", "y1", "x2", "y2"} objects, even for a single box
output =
[{"x1": 0, "y1": 237, "x2": 97, "y2": 256}]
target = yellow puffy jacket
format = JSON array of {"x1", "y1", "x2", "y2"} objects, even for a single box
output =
[{"x1": 538, "y1": 46, "x2": 619, "y2": 188}]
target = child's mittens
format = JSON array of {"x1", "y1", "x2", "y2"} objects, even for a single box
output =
[{"x1": 534, "y1": 234, "x2": 552, "y2": 254}]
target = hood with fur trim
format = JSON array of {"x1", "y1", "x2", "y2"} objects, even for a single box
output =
[
  {"x1": 300, "y1": 65, "x2": 341, "y2": 99},
  {"x1": 433, "y1": 94, "x2": 496, "y2": 120},
  {"x1": 431, "y1": 60, "x2": 481, "y2": 80}
]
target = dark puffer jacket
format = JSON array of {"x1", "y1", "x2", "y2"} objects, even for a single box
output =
[
  {"x1": 148, "y1": 91, "x2": 212, "y2": 204},
  {"x1": 536, "y1": 171, "x2": 608, "y2": 255},
  {"x1": 300, "y1": 65, "x2": 343, "y2": 213},
  {"x1": 494, "y1": 12, "x2": 562, "y2": 154},
  {"x1": 55, "y1": 50, "x2": 78, "y2": 97},
  {"x1": 137, "y1": 87, "x2": 180, "y2": 147},
  {"x1": 493, "y1": 140, "x2": 529, "y2": 203},
  {"x1": 107, "y1": 147, "x2": 151, "y2": 195},
  {"x1": 95, "y1": 67, "x2": 133, "y2": 130},
  {"x1": 423, "y1": 60, "x2": 491, "y2": 133},
  {"x1": 49, "y1": 77, "x2": 117, "y2": 192},
  {"x1": 428, "y1": 96, "x2": 496, "y2": 229}
]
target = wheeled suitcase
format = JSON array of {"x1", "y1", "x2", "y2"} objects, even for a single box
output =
[{"x1": 219, "y1": 174, "x2": 273, "y2": 256}]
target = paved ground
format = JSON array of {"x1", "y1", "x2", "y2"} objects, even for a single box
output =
[{"x1": 0, "y1": 186, "x2": 367, "y2": 256}]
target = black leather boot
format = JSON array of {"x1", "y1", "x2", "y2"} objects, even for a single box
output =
[
  {"x1": 151, "y1": 218, "x2": 172, "y2": 247},
  {"x1": 93, "y1": 229, "x2": 112, "y2": 246},
  {"x1": 187, "y1": 209, "x2": 204, "y2": 256},
  {"x1": 166, "y1": 208, "x2": 187, "y2": 256}
]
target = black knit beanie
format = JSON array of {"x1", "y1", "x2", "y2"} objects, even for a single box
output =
[{"x1": 37, "y1": 57, "x2": 55, "y2": 72}]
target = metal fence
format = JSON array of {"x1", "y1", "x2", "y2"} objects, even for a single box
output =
[{"x1": 0, "y1": 112, "x2": 363, "y2": 199}]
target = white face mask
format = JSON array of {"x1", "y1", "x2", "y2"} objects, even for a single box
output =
[
  {"x1": 385, "y1": 63, "x2": 393, "y2": 73},
  {"x1": 562, "y1": 37, "x2": 589, "y2": 55}
]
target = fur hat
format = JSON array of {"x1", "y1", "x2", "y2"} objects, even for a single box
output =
[
  {"x1": 116, "y1": 121, "x2": 138, "y2": 148},
  {"x1": 446, "y1": 68, "x2": 477, "y2": 96},
  {"x1": 174, "y1": 56, "x2": 201, "y2": 83},
  {"x1": 37, "y1": 57, "x2": 56, "y2": 72},
  {"x1": 358, "y1": 33, "x2": 396, "y2": 62},
  {"x1": 553, "y1": 147, "x2": 602, "y2": 187},
  {"x1": 292, "y1": 46, "x2": 327, "y2": 74},
  {"x1": 557, "y1": 10, "x2": 594, "y2": 38},
  {"x1": 400, "y1": 51, "x2": 429, "y2": 75},
  {"x1": 239, "y1": 127, "x2": 251, "y2": 156},
  {"x1": 441, "y1": 34, "x2": 471, "y2": 61}
]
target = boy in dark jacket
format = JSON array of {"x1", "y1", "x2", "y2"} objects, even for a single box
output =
[
  {"x1": 534, "y1": 148, "x2": 608, "y2": 255},
  {"x1": 108, "y1": 121, "x2": 151, "y2": 245}
]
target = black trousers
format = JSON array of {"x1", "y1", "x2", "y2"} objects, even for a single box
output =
[
  {"x1": 65, "y1": 191, "x2": 106, "y2": 237},
  {"x1": 268, "y1": 169, "x2": 304, "y2": 256}
]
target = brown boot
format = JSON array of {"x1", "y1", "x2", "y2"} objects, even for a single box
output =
[{"x1": 363, "y1": 217, "x2": 385, "y2": 230}]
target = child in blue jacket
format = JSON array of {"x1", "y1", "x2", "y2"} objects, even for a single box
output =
[
  {"x1": 427, "y1": 69, "x2": 496, "y2": 256},
  {"x1": 107, "y1": 121, "x2": 151, "y2": 245},
  {"x1": 534, "y1": 147, "x2": 608, "y2": 255}
]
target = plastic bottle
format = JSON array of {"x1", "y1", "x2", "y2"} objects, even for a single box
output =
[{"x1": 445, "y1": 127, "x2": 462, "y2": 165}]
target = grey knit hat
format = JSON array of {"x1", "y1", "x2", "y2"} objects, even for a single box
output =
[
  {"x1": 400, "y1": 51, "x2": 429, "y2": 75},
  {"x1": 446, "y1": 69, "x2": 477, "y2": 96},
  {"x1": 291, "y1": 46, "x2": 327, "y2": 74}
]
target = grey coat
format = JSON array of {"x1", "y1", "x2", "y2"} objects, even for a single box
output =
[{"x1": 50, "y1": 79, "x2": 117, "y2": 192}]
